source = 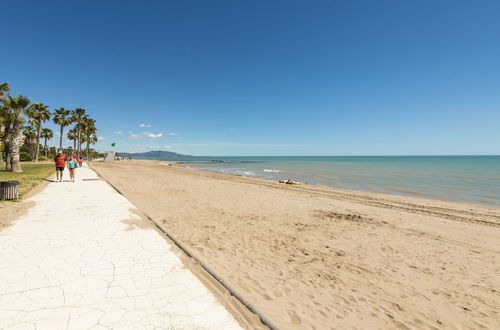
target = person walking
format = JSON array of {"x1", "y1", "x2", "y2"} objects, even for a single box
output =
[
  {"x1": 68, "y1": 156, "x2": 78, "y2": 182},
  {"x1": 53, "y1": 150, "x2": 67, "y2": 182}
]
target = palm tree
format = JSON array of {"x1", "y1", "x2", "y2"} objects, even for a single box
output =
[
  {"x1": 0, "y1": 82, "x2": 9, "y2": 97},
  {"x1": 52, "y1": 107, "x2": 72, "y2": 150},
  {"x1": 0, "y1": 105, "x2": 13, "y2": 168},
  {"x1": 71, "y1": 108, "x2": 86, "y2": 157},
  {"x1": 27, "y1": 103, "x2": 51, "y2": 161},
  {"x1": 40, "y1": 128, "x2": 53, "y2": 157},
  {"x1": 21, "y1": 124, "x2": 37, "y2": 158},
  {"x1": 0, "y1": 105, "x2": 6, "y2": 164},
  {"x1": 0, "y1": 111, "x2": 6, "y2": 165},
  {"x1": 82, "y1": 117, "x2": 96, "y2": 160},
  {"x1": 67, "y1": 127, "x2": 78, "y2": 151},
  {"x1": 88, "y1": 134, "x2": 98, "y2": 160},
  {"x1": 0, "y1": 82, "x2": 9, "y2": 163},
  {"x1": 0, "y1": 95, "x2": 34, "y2": 172}
]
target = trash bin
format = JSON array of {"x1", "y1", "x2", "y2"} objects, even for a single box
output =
[{"x1": 0, "y1": 180, "x2": 19, "y2": 200}]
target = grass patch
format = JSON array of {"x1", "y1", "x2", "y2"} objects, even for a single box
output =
[{"x1": 0, "y1": 162, "x2": 54, "y2": 199}]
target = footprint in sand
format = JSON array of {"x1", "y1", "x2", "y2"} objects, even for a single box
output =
[
  {"x1": 286, "y1": 310, "x2": 301, "y2": 324},
  {"x1": 261, "y1": 293, "x2": 272, "y2": 301}
]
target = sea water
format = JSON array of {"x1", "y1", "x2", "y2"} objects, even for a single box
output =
[{"x1": 137, "y1": 156, "x2": 500, "y2": 206}]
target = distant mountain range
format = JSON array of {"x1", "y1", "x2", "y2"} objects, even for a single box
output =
[{"x1": 116, "y1": 150, "x2": 190, "y2": 157}]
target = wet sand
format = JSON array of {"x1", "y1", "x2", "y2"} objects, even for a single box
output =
[{"x1": 91, "y1": 160, "x2": 500, "y2": 329}]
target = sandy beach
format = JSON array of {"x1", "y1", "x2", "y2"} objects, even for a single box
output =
[
  {"x1": 89, "y1": 160, "x2": 500, "y2": 329},
  {"x1": 4, "y1": 1, "x2": 499, "y2": 328}
]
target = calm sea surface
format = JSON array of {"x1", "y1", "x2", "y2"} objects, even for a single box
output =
[{"x1": 135, "y1": 156, "x2": 500, "y2": 206}]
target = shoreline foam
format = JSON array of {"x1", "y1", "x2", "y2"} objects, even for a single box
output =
[
  {"x1": 169, "y1": 156, "x2": 500, "y2": 207},
  {"x1": 173, "y1": 160, "x2": 500, "y2": 210}
]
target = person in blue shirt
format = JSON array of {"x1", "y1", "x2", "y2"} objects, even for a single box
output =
[{"x1": 68, "y1": 158, "x2": 78, "y2": 182}]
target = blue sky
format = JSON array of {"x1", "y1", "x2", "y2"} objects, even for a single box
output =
[{"x1": 2, "y1": 0, "x2": 499, "y2": 156}]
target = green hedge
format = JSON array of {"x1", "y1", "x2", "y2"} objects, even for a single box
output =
[{"x1": 20, "y1": 152, "x2": 33, "y2": 162}]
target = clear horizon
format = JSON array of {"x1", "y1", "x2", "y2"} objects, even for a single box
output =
[
  {"x1": 3, "y1": 1, "x2": 499, "y2": 156},
  {"x1": 117, "y1": 151, "x2": 500, "y2": 157}
]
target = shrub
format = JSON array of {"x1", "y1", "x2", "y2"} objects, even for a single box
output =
[
  {"x1": 20, "y1": 152, "x2": 33, "y2": 162},
  {"x1": 38, "y1": 156, "x2": 49, "y2": 161}
]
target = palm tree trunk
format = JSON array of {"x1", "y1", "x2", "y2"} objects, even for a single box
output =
[
  {"x1": 9, "y1": 123, "x2": 22, "y2": 172},
  {"x1": 6, "y1": 152, "x2": 11, "y2": 171},
  {"x1": 0, "y1": 125, "x2": 4, "y2": 164},
  {"x1": 35, "y1": 127, "x2": 41, "y2": 162},
  {"x1": 77, "y1": 129, "x2": 81, "y2": 157},
  {"x1": 4, "y1": 127, "x2": 11, "y2": 171},
  {"x1": 44, "y1": 138, "x2": 48, "y2": 157},
  {"x1": 0, "y1": 124, "x2": 3, "y2": 164},
  {"x1": 73, "y1": 138, "x2": 76, "y2": 151},
  {"x1": 86, "y1": 137, "x2": 90, "y2": 161},
  {"x1": 59, "y1": 125, "x2": 63, "y2": 149}
]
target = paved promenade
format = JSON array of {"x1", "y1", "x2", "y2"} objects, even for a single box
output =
[{"x1": 0, "y1": 166, "x2": 243, "y2": 329}]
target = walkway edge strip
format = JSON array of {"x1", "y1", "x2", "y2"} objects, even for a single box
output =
[{"x1": 89, "y1": 164, "x2": 279, "y2": 330}]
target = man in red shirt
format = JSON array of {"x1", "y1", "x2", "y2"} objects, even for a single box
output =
[{"x1": 53, "y1": 150, "x2": 67, "y2": 182}]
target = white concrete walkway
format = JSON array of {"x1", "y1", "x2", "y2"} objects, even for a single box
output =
[{"x1": 0, "y1": 166, "x2": 243, "y2": 329}]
